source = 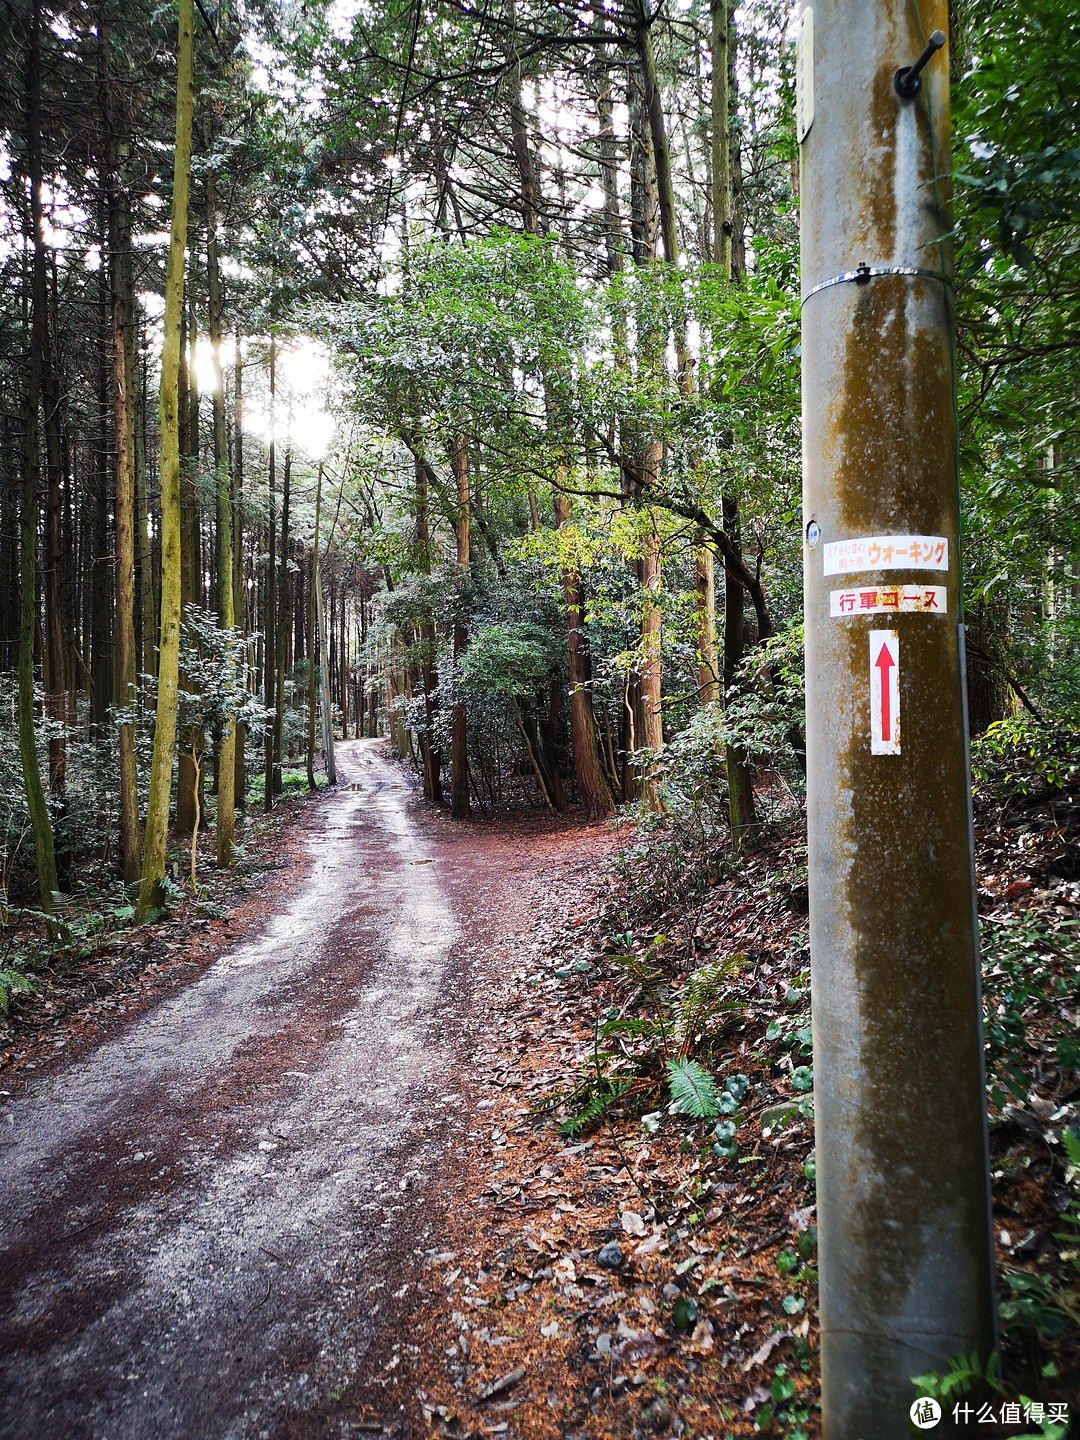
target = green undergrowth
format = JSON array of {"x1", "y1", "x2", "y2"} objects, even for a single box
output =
[{"x1": 536, "y1": 741, "x2": 1080, "y2": 1429}]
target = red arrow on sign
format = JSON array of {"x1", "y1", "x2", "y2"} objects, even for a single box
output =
[
  {"x1": 869, "y1": 630, "x2": 900, "y2": 754},
  {"x1": 874, "y1": 638, "x2": 896, "y2": 741}
]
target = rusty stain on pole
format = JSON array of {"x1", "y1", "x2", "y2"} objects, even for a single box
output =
[{"x1": 799, "y1": 0, "x2": 997, "y2": 1434}]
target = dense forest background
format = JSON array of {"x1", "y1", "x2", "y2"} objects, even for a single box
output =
[{"x1": 0, "y1": 0, "x2": 1077, "y2": 916}]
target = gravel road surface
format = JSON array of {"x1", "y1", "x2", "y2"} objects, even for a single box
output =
[{"x1": 0, "y1": 741, "x2": 476, "y2": 1440}]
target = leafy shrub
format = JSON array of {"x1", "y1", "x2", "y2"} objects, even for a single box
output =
[
  {"x1": 724, "y1": 620, "x2": 806, "y2": 801},
  {"x1": 547, "y1": 946, "x2": 748, "y2": 1136},
  {"x1": 981, "y1": 912, "x2": 1080, "y2": 1107},
  {"x1": 999, "y1": 1127, "x2": 1080, "y2": 1342},
  {"x1": 971, "y1": 710, "x2": 1080, "y2": 800},
  {"x1": 0, "y1": 963, "x2": 34, "y2": 1015}
]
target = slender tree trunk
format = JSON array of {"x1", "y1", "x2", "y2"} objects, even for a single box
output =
[
  {"x1": 42, "y1": 263, "x2": 66, "y2": 796},
  {"x1": 91, "y1": 240, "x2": 112, "y2": 730},
  {"x1": 307, "y1": 464, "x2": 323, "y2": 790},
  {"x1": 186, "y1": 287, "x2": 201, "y2": 601},
  {"x1": 232, "y1": 335, "x2": 245, "y2": 810},
  {"x1": 137, "y1": 343, "x2": 154, "y2": 681},
  {"x1": 552, "y1": 493, "x2": 613, "y2": 819},
  {"x1": 18, "y1": 0, "x2": 60, "y2": 925},
  {"x1": 542, "y1": 673, "x2": 566, "y2": 810},
  {"x1": 696, "y1": 542, "x2": 720, "y2": 703},
  {"x1": 640, "y1": 503, "x2": 664, "y2": 810},
  {"x1": 722, "y1": 493, "x2": 754, "y2": 847},
  {"x1": 103, "y1": 17, "x2": 141, "y2": 884},
  {"x1": 413, "y1": 457, "x2": 442, "y2": 802},
  {"x1": 315, "y1": 561, "x2": 336, "y2": 783},
  {"x1": 710, "y1": 0, "x2": 731, "y2": 275},
  {"x1": 514, "y1": 701, "x2": 553, "y2": 809},
  {"x1": 504, "y1": 0, "x2": 542, "y2": 236},
  {"x1": 188, "y1": 746, "x2": 201, "y2": 891},
  {"x1": 628, "y1": 54, "x2": 657, "y2": 265},
  {"x1": 631, "y1": 19, "x2": 715, "y2": 731},
  {"x1": 206, "y1": 175, "x2": 235, "y2": 865},
  {"x1": 338, "y1": 581, "x2": 348, "y2": 741},
  {"x1": 136, "y1": 0, "x2": 194, "y2": 923},
  {"x1": 176, "y1": 298, "x2": 198, "y2": 833},
  {"x1": 263, "y1": 336, "x2": 277, "y2": 811},
  {"x1": 450, "y1": 434, "x2": 470, "y2": 818},
  {"x1": 274, "y1": 448, "x2": 290, "y2": 792},
  {"x1": 633, "y1": 1, "x2": 678, "y2": 267},
  {"x1": 592, "y1": 32, "x2": 624, "y2": 279}
]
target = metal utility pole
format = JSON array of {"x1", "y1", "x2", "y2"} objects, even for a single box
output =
[{"x1": 798, "y1": 1, "x2": 997, "y2": 1435}]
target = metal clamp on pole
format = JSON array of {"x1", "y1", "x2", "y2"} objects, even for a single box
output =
[
  {"x1": 894, "y1": 29, "x2": 946, "y2": 99},
  {"x1": 801, "y1": 263, "x2": 950, "y2": 306}
]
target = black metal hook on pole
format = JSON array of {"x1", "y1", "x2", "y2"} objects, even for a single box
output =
[{"x1": 894, "y1": 29, "x2": 946, "y2": 99}]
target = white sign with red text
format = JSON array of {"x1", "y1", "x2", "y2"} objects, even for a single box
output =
[
  {"x1": 823, "y1": 535, "x2": 948, "y2": 575},
  {"x1": 830, "y1": 584, "x2": 947, "y2": 617},
  {"x1": 870, "y1": 630, "x2": 900, "y2": 755}
]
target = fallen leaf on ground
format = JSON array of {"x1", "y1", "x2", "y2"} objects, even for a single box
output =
[
  {"x1": 742, "y1": 1329, "x2": 790, "y2": 1372},
  {"x1": 479, "y1": 1367, "x2": 526, "y2": 1402}
]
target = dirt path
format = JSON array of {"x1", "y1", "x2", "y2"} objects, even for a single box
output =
[{"x1": 0, "y1": 740, "x2": 574, "y2": 1440}]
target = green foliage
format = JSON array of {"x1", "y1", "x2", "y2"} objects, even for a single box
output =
[
  {"x1": 910, "y1": 1349, "x2": 1003, "y2": 1404},
  {"x1": 547, "y1": 945, "x2": 750, "y2": 1138},
  {"x1": 555, "y1": 1076, "x2": 633, "y2": 1141},
  {"x1": 980, "y1": 912, "x2": 1080, "y2": 1108},
  {"x1": 971, "y1": 711, "x2": 1080, "y2": 798},
  {"x1": 0, "y1": 964, "x2": 34, "y2": 1015},
  {"x1": 711, "y1": 1074, "x2": 752, "y2": 1158},
  {"x1": 951, "y1": 0, "x2": 1080, "y2": 720},
  {"x1": 998, "y1": 1126, "x2": 1080, "y2": 1343},
  {"x1": 723, "y1": 620, "x2": 806, "y2": 797},
  {"x1": 177, "y1": 606, "x2": 269, "y2": 756},
  {"x1": 670, "y1": 1294, "x2": 697, "y2": 1333},
  {"x1": 666, "y1": 1058, "x2": 722, "y2": 1119},
  {"x1": 712, "y1": 1118, "x2": 739, "y2": 1160},
  {"x1": 954, "y1": 0, "x2": 1080, "y2": 269},
  {"x1": 671, "y1": 959, "x2": 749, "y2": 1052},
  {"x1": 457, "y1": 622, "x2": 558, "y2": 698}
]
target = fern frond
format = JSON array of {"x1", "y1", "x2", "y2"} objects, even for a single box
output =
[
  {"x1": 666, "y1": 1058, "x2": 722, "y2": 1119},
  {"x1": 558, "y1": 1077, "x2": 633, "y2": 1138},
  {"x1": 599, "y1": 1016, "x2": 664, "y2": 1042},
  {"x1": 672, "y1": 957, "x2": 747, "y2": 1049},
  {"x1": 608, "y1": 952, "x2": 664, "y2": 1000},
  {"x1": 0, "y1": 969, "x2": 34, "y2": 1016}
]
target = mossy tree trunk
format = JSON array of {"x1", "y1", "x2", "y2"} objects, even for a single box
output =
[
  {"x1": 450, "y1": 433, "x2": 470, "y2": 819},
  {"x1": 102, "y1": 8, "x2": 141, "y2": 885},
  {"x1": 274, "y1": 448, "x2": 290, "y2": 792},
  {"x1": 263, "y1": 336, "x2": 277, "y2": 812},
  {"x1": 232, "y1": 335, "x2": 246, "y2": 811},
  {"x1": 552, "y1": 493, "x2": 612, "y2": 820},
  {"x1": 307, "y1": 464, "x2": 323, "y2": 791},
  {"x1": 207, "y1": 173, "x2": 235, "y2": 865},
  {"x1": 135, "y1": 0, "x2": 194, "y2": 923},
  {"x1": 18, "y1": 0, "x2": 60, "y2": 925}
]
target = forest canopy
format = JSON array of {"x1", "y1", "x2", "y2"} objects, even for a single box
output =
[{"x1": 0, "y1": 0, "x2": 1077, "y2": 911}]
